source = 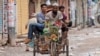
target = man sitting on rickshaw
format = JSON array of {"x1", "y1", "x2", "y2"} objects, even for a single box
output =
[{"x1": 24, "y1": 4, "x2": 47, "y2": 51}]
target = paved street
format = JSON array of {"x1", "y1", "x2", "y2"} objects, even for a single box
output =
[
  {"x1": 0, "y1": 0, "x2": 100, "y2": 56},
  {"x1": 69, "y1": 27, "x2": 100, "y2": 56},
  {"x1": 0, "y1": 27, "x2": 100, "y2": 56},
  {"x1": 0, "y1": 46, "x2": 33, "y2": 56}
]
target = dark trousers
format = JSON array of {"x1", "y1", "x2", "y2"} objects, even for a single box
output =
[{"x1": 28, "y1": 23, "x2": 44, "y2": 39}]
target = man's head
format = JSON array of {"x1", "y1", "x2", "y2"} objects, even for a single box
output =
[
  {"x1": 52, "y1": 3, "x2": 59, "y2": 15},
  {"x1": 41, "y1": 4, "x2": 47, "y2": 12},
  {"x1": 59, "y1": 6, "x2": 65, "y2": 12}
]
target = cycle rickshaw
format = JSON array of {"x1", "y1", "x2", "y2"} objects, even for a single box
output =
[{"x1": 33, "y1": 21, "x2": 69, "y2": 56}]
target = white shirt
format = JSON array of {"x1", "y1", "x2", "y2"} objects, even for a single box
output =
[{"x1": 45, "y1": 11, "x2": 63, "y2": 24}]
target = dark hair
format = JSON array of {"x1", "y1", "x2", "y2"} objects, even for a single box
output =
[
  {"x1": 41, "y1": 4, "x2": 47, "y2": 8},
  {"x1": 59, "y1": 6, "x2": 65, "y2": 10}
]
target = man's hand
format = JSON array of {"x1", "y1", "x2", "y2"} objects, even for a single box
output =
[
  {"x1": 65, "y1": 20, "x2": 69, "y2": 24},
  {"x1": 62, "y1": 22, "x2": 67, "y2": 27},
  {"x1": 55, "y1": 20, "x2": 62, "y2": 27}
]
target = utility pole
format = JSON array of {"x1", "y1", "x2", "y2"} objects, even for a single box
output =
[
  {"x1": 76, "y1": 0, "x2": 87, "y2": 29},
  {"x1": 70, "y1": 0, "x2": 76, "y2": 27},
  {"x1": 76, "y1": 0, "x2": 83, "y2": 29},
  {"x1": 7, "y1": 0, "x2": 16, "y2": 46},
  {"x1": 81, "y1": 0, "x2": 85, "y2": 28},
  {"x1": 87, "y1": 0, "x2": 93, "y2": 27}
]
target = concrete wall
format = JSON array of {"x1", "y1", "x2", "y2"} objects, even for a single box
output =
[{"x1": 76, "y1": 0, "x2": 88, "y2": 29}]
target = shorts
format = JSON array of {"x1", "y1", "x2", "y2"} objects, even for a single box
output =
[{"x1": 61, "y1": 26, "x2": 68, "y2": 32}]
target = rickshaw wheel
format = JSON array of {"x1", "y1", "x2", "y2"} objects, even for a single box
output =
[
  {"x1": 33, "y1": 39, "x2": 36, "y2": 56},
  {"x1": 65, "y1": 39, "x2": 69, "y2": 56},
  {"x1": 50, "y1": 41, "x2": 58, "y2": 56}
]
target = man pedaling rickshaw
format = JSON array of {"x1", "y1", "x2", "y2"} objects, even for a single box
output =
[{"x1": 44, "y1": 3, "x2": 69, "y2": 52}]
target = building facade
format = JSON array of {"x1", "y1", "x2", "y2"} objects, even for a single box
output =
[
  {"x1": 0, "y1": 0, "x2": 70, "y2": 36},
  {"x1": 0, "y1": 0, "x2": 89, "y2": 35},
  {"x1": 16, "y1": 0, "x2": 70, "y2": 35},
  {"x1": 16, "y1": 0, "x2": 29, "y2": 35},
  {"x1": 0, "y1": 0, "x2": 3, "y2": 33}
]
